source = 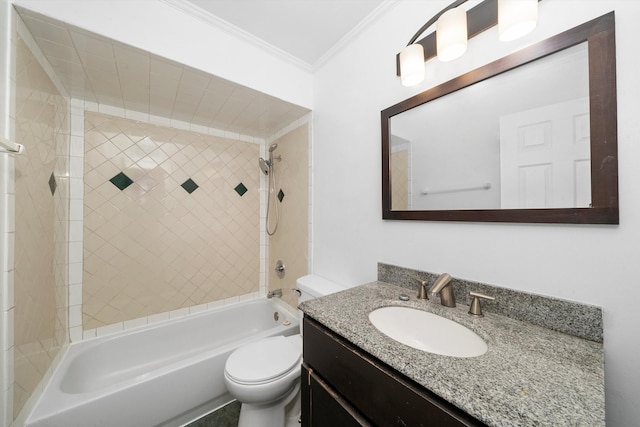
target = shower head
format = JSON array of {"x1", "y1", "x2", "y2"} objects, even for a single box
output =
[
  {"x1": 269, "y1": 143, "x2": 278, "y2": 152},
  {"x1": 259, "y1": 157, "x2": 270, "y2": 175}
]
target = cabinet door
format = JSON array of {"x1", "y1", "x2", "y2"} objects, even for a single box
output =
[
  {"x1": 301, "y1": 364, "x2": 372, "y2": 427},
  {"x1": 303, "y1": 316, "x2": 486, "y2": 427}
]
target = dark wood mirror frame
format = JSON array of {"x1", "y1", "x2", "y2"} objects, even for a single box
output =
[{"x1": 382, "y1": 12, "x2": 618, "y2": 224}]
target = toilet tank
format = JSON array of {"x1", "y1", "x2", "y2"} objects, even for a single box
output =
[
  {"x1": 296, "y1": 275, "x2": 345, "y2": 334},
  {"x1": 296, "y1": 274, "x2": 345, "y2": 303}
]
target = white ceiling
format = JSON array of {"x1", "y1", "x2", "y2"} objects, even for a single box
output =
[
  {"x1": 180, "y1": 0, "x2": 386, "y2": 67},
  {"x1": 14, "y1": 1, "x2": 388, "y2": 138}
]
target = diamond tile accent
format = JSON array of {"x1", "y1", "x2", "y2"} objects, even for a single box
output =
[
  {"x1": 234, "y1": 182, "x2": 248, "y2": 196},
  {"x1": 109, "y1": 172, "x2": 134, "y2": 191},
  {"x1": 277, "y1": 189, "x2": 285, "y2": 202},
  {"x1": 84, "y1": 112, "x2": 260, "y2": 330},
  {"x1": 181, "y1": 178, "x2": 199, "y2": 194},
  {"x1": 48, "y1": 172, "x2": 57, "y2": 196}
]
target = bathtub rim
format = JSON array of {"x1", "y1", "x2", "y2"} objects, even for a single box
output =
[
  {"x1": 26, "y1": 297, "x2": 299, "y2": 426},
  {"x1": 83, "y1": 296, "x2": 299, "y2": 343}
]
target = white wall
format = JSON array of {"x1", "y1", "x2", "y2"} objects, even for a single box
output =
[
  {"x1": 312, "y1": 1, "x2": 640, "y2": 426},
  {"x1": 11, "y1": 0, "x2": 313, "y2": 110}
]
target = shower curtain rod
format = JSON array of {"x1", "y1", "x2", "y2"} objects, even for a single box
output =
[{"x1": 0, "y1": 134, "x2": 23, "y2": 154}]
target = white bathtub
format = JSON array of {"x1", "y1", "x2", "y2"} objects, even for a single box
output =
[{"x1": 26, "y1": 299, "x2": 299, "y2": 427}]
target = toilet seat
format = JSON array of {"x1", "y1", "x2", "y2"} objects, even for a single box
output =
[{"x1": 225, "y1": 336, "x2": 301, "y2": 385}]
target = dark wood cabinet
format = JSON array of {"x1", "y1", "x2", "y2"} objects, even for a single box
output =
[
  {"x1": 301, "y1": 364, "x2": 372, "y2": 426},
  {"x1": 301, "y1": 316, "x2": 487, "y2": 427}
]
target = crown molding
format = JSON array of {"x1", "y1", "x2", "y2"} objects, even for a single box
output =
[
  {"x1": 158, "y1": 0, "x2": 314, "y2": 72},
  {"x1": 159, "y1": 0, "x2": 398, "y2": 73},
  {"x1": 312, "y1": 0, "x2": 399, "y2": 71}
]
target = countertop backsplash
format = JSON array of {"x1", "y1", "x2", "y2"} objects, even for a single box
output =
[{"x1": 378, "y1": 262, "x2": 603, "y2": 342}]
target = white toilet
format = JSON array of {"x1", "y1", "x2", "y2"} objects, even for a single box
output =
[{"x1": 224, "y1": 275, "x2": 345, "y2": 427}]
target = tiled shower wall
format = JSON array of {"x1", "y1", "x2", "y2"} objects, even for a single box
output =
[
  {"x1": 12, "y1": 28, "x2": 69, "y2": 422},
  {"x1": 83, "y1": 112, "x2": 261, "y2": 330},
  {"x1": 0, "y1": 4, "x2": 14, "y2": 423},
  {"x1": 268, "y1": 121, "x2": 310, "y2": 309}
]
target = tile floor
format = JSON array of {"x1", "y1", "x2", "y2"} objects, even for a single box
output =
[{"x1": 186, "y1": 401, "x2": 240, "y2": 427}]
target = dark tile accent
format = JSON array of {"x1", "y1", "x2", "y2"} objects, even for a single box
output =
[
  {"x1": 186, "y1": 400, "x2": 241, "y2": 427},
  {"x1": 109, "y1": 172, "x2": 134, "y2": 191},
  {"x1": 277, "y1": 189, "x2": 285, "y2": 202},
  {"x1": 377, "y1": 262, "x2": 603, "y2": 342},
  {"x1": 234, "y1": 182, "x2": 248, "y2": 196},
  {"x1": 181, "y1": 178, "x2": 199, "y2": 194},
  {"x1": 48, "y1": 172, "x2": 57, "y2": 196}
]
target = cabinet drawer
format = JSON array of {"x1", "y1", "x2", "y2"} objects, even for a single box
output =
[{"x1": 303, "y1": 316, "x2": 486, "y2": 427}]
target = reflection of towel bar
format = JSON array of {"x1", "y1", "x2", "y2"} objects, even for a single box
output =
[
  {"x1": 0, "y1": 135, "x2": 24, "y2": 154},
  {"x1": 421, "y1": 182, "x2": 491, "y2": 195}
]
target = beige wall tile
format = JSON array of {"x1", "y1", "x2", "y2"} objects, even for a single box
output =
[
  {"x1": 13, "y1": 35, "x2": 69, "y2": 418},
  {"x1": 83, "y1": 112, "x2": 260, "y2": 329},
  {"x1": 391, "y1": 149, "x2": 409, "y2": 210},
  {"x1": 268, "y1": 124, "x2": 309, "y2": 309}
]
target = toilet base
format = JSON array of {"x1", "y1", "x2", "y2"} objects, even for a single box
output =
[{"x1": 237, "y1": 382, "x2": 300, "y2": 427}]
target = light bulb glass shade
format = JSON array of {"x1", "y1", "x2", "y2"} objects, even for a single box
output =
[
  {"x1": 498, "y1": 0, "x2": 538, "y2": 41},
  {"x1": 399, "y1": 43, "x2": 425, "y2": 86},
  {"x1": 437, "y1": 7, "x2": 468, "y2": 62}
]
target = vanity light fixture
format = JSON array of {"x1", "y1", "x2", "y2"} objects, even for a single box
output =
[
  {"x1": 398, "y1": 0, "x2": 540, "y2": 87},
  {"x1": 498, "y1": 0, "x2": 538, "y2": 41},
  {"x1": 399, "y1": 44, "x2": 425, "y2": 86},
  {"x1": 436, "y1": 6, "x2": 468, "y2": 62}
]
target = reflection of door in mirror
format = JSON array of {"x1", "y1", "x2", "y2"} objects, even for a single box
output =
[
  {"x1": 391, "y1": 135, "x2": 411, "y2": 210},
  {"x1": 499, "y1": 98, "x2": 591, "y2": 208},
  {"x1": 389, "y1": 42, "x2": 589, "y2": 212}
]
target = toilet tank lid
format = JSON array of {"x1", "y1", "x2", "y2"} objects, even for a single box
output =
[{"x1": 296, "y1": 274, "x2": 346, "y2": 297}]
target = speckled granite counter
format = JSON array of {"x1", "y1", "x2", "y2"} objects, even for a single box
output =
[{"x1": 300, "y1": 281, "x2": 605, "y2": 427}]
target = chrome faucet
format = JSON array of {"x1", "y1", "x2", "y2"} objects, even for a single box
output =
[{"x1": 429, "y1": 273, "x2": 456, "y2": 307}]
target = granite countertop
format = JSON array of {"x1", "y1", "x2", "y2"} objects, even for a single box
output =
[{"x1": 299, "y1": 281, "x2": 605, "y2": 427}]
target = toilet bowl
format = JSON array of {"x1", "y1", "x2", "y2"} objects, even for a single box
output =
[
  {"x1": 224, "y1": 335, "x2": 302, "y2": 427},
  {"x1": 223, "y1": 275, "x2": 345, "y2": 427},
  {"x1": 225, "y1": 335, "x2": 301, "y2": 404}
]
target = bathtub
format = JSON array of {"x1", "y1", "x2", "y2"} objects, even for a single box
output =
[{"x1": 26, "y1": 299, "x2": 299, "y2": 427}]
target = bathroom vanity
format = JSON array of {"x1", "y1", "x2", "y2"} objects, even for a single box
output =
[
  {"x1": 299, "y1": 279, "x2": 605, "y2": 426},
  {"x1": 302, "y1": 316, "x2": 484, "y2": 426}
]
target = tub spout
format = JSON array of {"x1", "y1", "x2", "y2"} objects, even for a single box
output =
[{"x1": 267, "y1": 289, "x2": 283, "y2": 299}]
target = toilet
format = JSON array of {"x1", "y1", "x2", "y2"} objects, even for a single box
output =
[{"x1": 224, "y1": 275, "x2": 345, "y2": 427}]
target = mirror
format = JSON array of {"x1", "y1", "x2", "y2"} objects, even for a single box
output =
[{"x1": 382, "y1": 13, "x2": 618, "y2": 224}]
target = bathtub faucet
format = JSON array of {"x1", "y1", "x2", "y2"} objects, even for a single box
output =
[{"x1": 267, "y1": 289, "x2": 283, "y2": 299}]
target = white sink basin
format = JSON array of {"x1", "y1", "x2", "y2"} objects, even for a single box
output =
[{"x1": 369, "y1": 306, "x2": 487, "y2": 358}]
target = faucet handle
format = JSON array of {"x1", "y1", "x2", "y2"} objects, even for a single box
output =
[
  {"x1": 468, "y1": 291, "x2": 495, "y2": 317},
  {"x1": 415, "y1": 278, "x2": 429, "y2": 300}
]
